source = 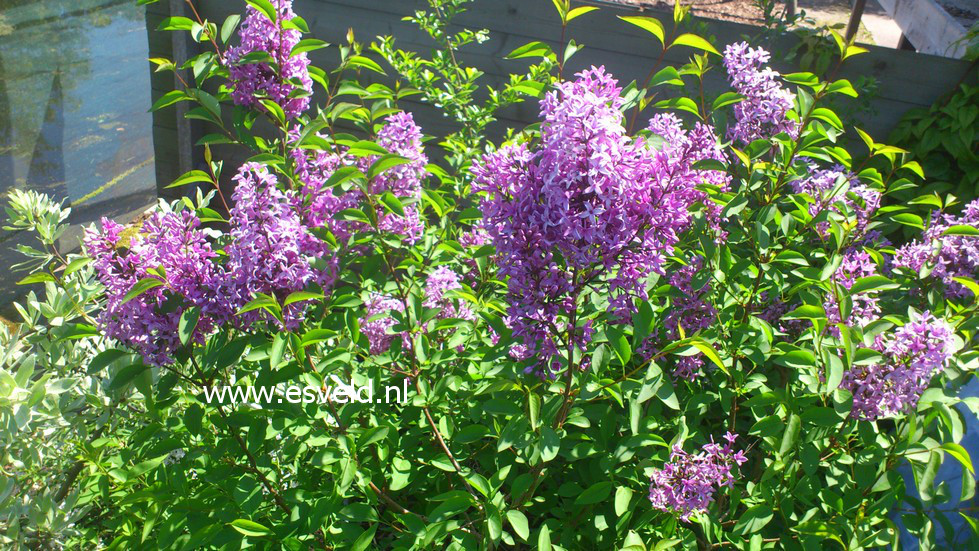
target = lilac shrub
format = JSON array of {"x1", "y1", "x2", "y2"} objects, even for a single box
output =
[{"x1": 19, "y1": 1, "x2": 977, "y2": 550}]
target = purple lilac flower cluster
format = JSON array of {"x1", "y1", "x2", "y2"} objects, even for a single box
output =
[
  {"x1": 842, "y1": 312, "x2": 954, "y2": 420},
  {"x1": 723, "y1": 42, "x2": 799, "y2": 144},
  {"x1": 663, "y1": 258, "x2": 716, "y2": 380},
  {"x1": 215, "y1": 162, "x2": 322, "y2": 328},
  {"x1": 791, "y1": 162, "x2": 881, "y2": 240},
  {"x1": 474, "y1": 67, "x2": 704, "y2": 374},
  {"x1": 893, "y1": 199, "x2": 979, "y2": 300},
  {"x1": 361, "y1": 293, "x2": 407, "y2": 355},
  {"x1": 359, "y1": 266, "x2": 472, "y2": 355},
  {"x1": 825, "y1": 248, "x2": 882, "y2": 330},
  {"x1": 647, "y1": 113, "x2": 731, "y2": 238},
  {"x1": 649, "y1": 432, "x2": 747, "y2": 521},
  {"x1": 226, "y1": 0, "x2": 312, "y2": 120},
  {"x1": 292, "y1": 113, "x2": 428, "y2": 245},
  {"x1": 84, "y1": 210, "x2": 221, "y2": 366}
]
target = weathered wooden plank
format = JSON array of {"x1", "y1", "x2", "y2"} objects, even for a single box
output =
[{"x1": 877, "y1": 0, "x2": 968, "y2": 58}]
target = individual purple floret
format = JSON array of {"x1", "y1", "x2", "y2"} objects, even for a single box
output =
[
  {"x1": 226, "y1": 0, "x2": 312, "y2": 120},
  {"x1": 723, "y1": 42, "x2": 799, "y2": 144},
  {"x1": 473, "y1": 67, "x2": 703, "y2": 375},
  {"x1": 842, "y1": 311, "x2": 954, "y2": 420},
  {"x1": 893, "y1": 199, "x2": 979, "y2": 300},
  {"x1": 216, "y1": 162, "x2": 320, "y2": 328},
  {"x1": 649, "y1": 432, "x2": 747, "y2": 521},
  {"x1": 85, "y1": 210, "x2": 220, "y2": 366}
]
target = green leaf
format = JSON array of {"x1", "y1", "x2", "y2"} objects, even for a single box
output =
[
  {"x1": 300, "y1": 328, "x2": 335, "y2": 348},
  {"x1": 575, "y1": 481, "x2": 613, "y2": 505},
  {"x1": 368, "y1": 154, "x2": 412, "y2": 180},
  {"x1": 538, "y1": 524, "x2": 552, "y2": 550},
  {"x1": 347, "y1": 55, "x2": 385, "y2": 75},
  {"x1": 566, "y1": 6, "x2": 598, "y2": 21},
  {"x1": 283, "y1": 291, "x2": 323, "y2": 307},
  {"x1": 150, "y1": 90, "x2": 190, "y2": 111},
  {"x1": 88, "y1": 349, "x2": 130, "y2": 374},
  {"x1": 648, "y1": 66, "x2": 683, "y2": 88},
  {"x1": 358, "y1": 426, "x2": 390, "y2": 449},
  {"x1": 889, "y1": 212, "x2": 924, "y2": 229},
  {"x1": 220, "y1": 14, "x2": 241, "y2": 43},
  {"x1": 157, "y1": 16, "x2": 194, "y2": 31},
  {"x1": 801, "y1": 407, "x2": 842, "y2": 427},
  {"x1": 379, "y1": 192, "x2": 406, "y2": 217},
  {"x1": 940, "y1": 443, "x2": 974, "y2": 474},
  {"x1": 121, "y1": 278, "x2": 164, "y2": 306},
  {"x1": 670, "y1": 33, "x2": 720, "y2": 55},
  {"x1": 952, "y1": 277, "x2": 979, "y2": 298},
  {"x1": 17, "y1": 273, "x2": 56, "y2": 285},
  {"x1": 779, "y1": 414, "x2": 801, "y2": 456},
  {"x1": 654, "y1": 97, "x2": 700, "y2": 117},
  {"x1": 505, "y1": 41, "x2": 554, "y2": 60},
  {"x1": 711, "y1": 91, "x2": 743, "y2": 111},
  {"x1": 178, "y1": 307, "x2": 201, "y2": 346},
  {"x1": 735, "y1": 504, "x2": 774, "y2": 535},
  {"x1": 64, "y1": 257, "x2": 94, "y2": 275},
  {"x1": 614, "y1": 486, "x2": 633, "y2": 517},
  {"x1": 245, "y1": 0, "x2": 277, "y2": 23},
  {"x1": 690, "y1": 339, "x2": 728, "y2": 375},
  {"x1": 541, "y1": 427, "x2": 560, "y2": 462},
  {"x1": 292, "y1": 38, "x2": 329, "y2": 56},
  {"x1": 506, "y1": 510, "x2": 530, "y2": 541},
  {"x1": 618, "y1": 16, "x2": 665, "y2": 46},
  {"x1": 943, "y1": 225, "x2": 979, "y2": 236},
  {"x1": 784, "y1": 304, "x2": 825, "y2": 319},
  {"x1": 229, "y1": 519, "x2": 271, "y2": 537},
  {"x1": 849, "y1": 275, "x2": 897, "y2": 294},
  {"x1": 351, "y1": 524, "x2": 377, "y2": 551}
]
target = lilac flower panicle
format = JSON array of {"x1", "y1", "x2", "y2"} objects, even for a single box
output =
[
  {"x1": 474, "y1": 67, "x2": 706, "y2": 375},
  {"x1": 369, "y1": 112, "x2": 427, "y2": 243},
  {"x1": 85, "y1": 210, "x2": 220, "y2": 366},
  {"x1": 361, "y1": 293, "x2": 406, "y2": 355},
  {"x1": 825, "y1": 248, "x2": 882, "y2": 330},
  {"x1": 893, "y1": 199, "x2": 979, "y2": 299},
  {"x1": 647, "y1": 114, "x2": 732, "y2": 238},
  {"x1": 649, "y1": 432, "x2": 747, "y2": 521},
  {"x1": 226, "y1": 0, "x2": 312, "y2": 119},
  {"x1": 216, "y1": 162, "x2": 322, "y2": 328},
  {"x1": 723, "y1": 42, "x2": 799, "y2": 144},
  {"x1": 292, "y1": 113, "x2": 427, "y2": 245},
  {"x1": 791, "y1": 162, "x2": 881, "y2": 239},
  {"x1": 842, "y1": 312, "x2": 954, "y2": 420},
  {"x1": 359, "y1": 267, "x2": 472, "y2": 355}
]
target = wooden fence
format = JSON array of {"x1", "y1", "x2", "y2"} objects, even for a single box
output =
[{"x1": 146, "y1": 0, "x2": 976, "y2": 195}]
